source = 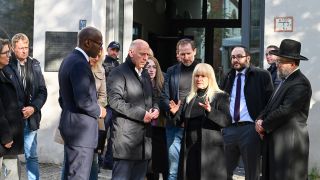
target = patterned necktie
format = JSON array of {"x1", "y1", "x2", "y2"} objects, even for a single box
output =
[{"x1": 233, "y1": 73, "x2": 242, "y2": 122}]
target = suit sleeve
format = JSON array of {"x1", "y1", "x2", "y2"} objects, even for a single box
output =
[
  {"x1": 107, "y1": 69, "x2": 146, "y2": 122},
  {"x1": 70, "y1": 62, "x2": 100, "y2": 119},
  {"x1": 206, "y1": 93, "x2": 232, "y2": 128},
  {"x1": 262, "y1": 81, "x2": 311, "y2": 133}
]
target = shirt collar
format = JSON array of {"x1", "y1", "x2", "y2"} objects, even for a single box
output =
[
  {"x1": 236, "y1": 68, "x2": 247, "y2": 76},
  {"x1": 135, "y1": 67, "x2": 143, "y2": 77},
  {"x1": 75, "y1": 47, "x2": 89, "y2": 62}
]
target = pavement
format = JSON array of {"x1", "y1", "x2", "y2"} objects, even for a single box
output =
[{"x1": 19, "y1": 163, "x2": 244, "y2": 180}]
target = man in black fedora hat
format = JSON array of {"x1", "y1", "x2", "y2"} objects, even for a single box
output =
[{"x1": 255, "y1": 39, "x2": 312, "y2": 180}]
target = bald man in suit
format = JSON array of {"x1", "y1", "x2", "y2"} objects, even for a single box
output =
[{"x1": 58, "y1": 26, "x2": 107, "y2": 180}]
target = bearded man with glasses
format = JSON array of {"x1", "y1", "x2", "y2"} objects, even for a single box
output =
[{"x1": 220, "y1": 45, "x2": 273, "y2": 180}]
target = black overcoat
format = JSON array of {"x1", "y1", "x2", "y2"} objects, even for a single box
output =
[
  {"x1": 0, "y1": 69, "x2": 24, "y2": 155},
  {"x1": 258, "y1": 69, "x2": 312, "y2": 180},
  {"x1": 177, "y1": 92, "x2": 231, "y2": 180},
  {"x1": 107, "y1": 57, "x2": 158, "y2": 160}
]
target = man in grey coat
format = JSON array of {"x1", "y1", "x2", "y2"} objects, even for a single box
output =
[{"x1": 107, "y1": 39, "x2": 159, "y2": 179}]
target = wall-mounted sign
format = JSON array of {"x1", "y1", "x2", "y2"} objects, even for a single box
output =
[
  {"x1": 79, "y1": 19, "x2": 87, "y2": 30},
  {"x1": 274, "y1": 16, "x2": 293, "y2": 32},
  {"x1": 45, "y1": 31, "x2": 78, "y2": 72}
]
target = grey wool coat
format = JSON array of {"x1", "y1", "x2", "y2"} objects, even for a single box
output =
[{"x1": 107, "y1": 56, "x2": 158, "y2": 160}]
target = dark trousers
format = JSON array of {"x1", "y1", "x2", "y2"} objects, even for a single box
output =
[
  {"x1": 103, "y1": 107, "x2": 113, "y2": 169},
  {"x1": 112, "y1": 159, "x2": 148, "y2": 180},
  {"x1": 223, "y1": 123, "x2": 261, "y2": 180},
  {"x1": 63, "y1": 145, "x2": 94, "y2": 180}
]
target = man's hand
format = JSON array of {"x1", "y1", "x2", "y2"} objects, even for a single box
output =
[
  {"x1": 100, "y1": 106, "x2": 107, "y2": 118},
  {"x1": 4, "y1": 141, "x2": 13, "y2": 148},
  {"x1": 169, "y1": 100, "x2": 181, "y2": 115},
  {"x1": 255, "y1": 119, "x2": 265, "y2": 140},
  {"x1": 150, "y1": 108, "x2": 159, "y2": 119},
  {"x1": 198, "y1": 97, "x2": 211, "y2": 112},
  {"x1": 22, "y1": 106, "x2": 35, "y2": 119}
]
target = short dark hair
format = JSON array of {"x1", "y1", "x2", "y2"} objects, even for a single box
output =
[
  {"x1": 231, "y1": 45, "x2": 250, "y2": 56},
  {"x1": 0, "y1": 38, "x2": 10, "y2": 53},
  {"x1": 267, "y1": 45, "x2": 279, "y2": 50},
  {"x1": 177, "y1": 38, "x2": 196, "y2": 50}
]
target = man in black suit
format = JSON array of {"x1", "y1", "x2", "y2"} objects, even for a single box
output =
[
  {"x1": 107, "y1": 39, "x2": 159, "y2": 179},
  {"x1": 58, "y1": 26, "x2": 107, "y2": 180},
  {"x1": 220, "y1": 45, "x2": 273, "y2": 180},
  {"x1": 256, "y1": 39, "x2": 312, "y2": 180}
]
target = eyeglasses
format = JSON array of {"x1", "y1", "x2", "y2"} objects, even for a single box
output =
[
  {"x1": 89, "y1": 39, "x2": 103, "y2": 48},
  {"x1": 265, "y1": 53, "x2": 271, "y2": 56},
  {"x1": 0, "y1": 50, "x2": 11, "y2": 57},
  {"x1": 230, "y1": 54, "x2": 247, "y2": 60}
]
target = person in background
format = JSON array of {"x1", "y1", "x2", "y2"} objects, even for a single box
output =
[
  {"x1": 89, "y1": 49, "x2": 107, "y2": 179},
  {"x1": 170, "y1": 63, "x2": 231, "y2": 179},
  {"x1": 101, "y1": 41, "x2": 120, "y2": 170},
  {"x1": 220, "y1": 45, "x2": 273, "y2": 180},
  {"x1": 58, "y1": 26, "x2": 107, "y2": 180},
  {"x1": 0, "y1": 38, "x2": 24, "y2": 179},
  {"x1": 160, "y1": 38, "x2": 198, "y2": 180},
  {"x1": 265, "y1": 45, "x2": 281, "y2": 87},
  {"x1": 256, "y1": 39, "x2": 312, "y2": 180},
  {"x1": 107, "y1": 39, "x2": 159, "y2": 179},
  {"x1": 145, "y1": 55, "x2": 168, "y2": 180},
  {"x1": 8, "y1": 33, "x2": 47, "y2": 180}
]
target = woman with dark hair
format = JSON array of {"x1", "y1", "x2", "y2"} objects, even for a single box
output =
[
  {"x1": 0, "y1": 38, "x2": 24, "y2": 179},
  {"x1": 145, "y1": 55, "x2": 168, "y2": 180},
  {"x1": 170, "y1": 63, "x2": 231, "y2": 180}
]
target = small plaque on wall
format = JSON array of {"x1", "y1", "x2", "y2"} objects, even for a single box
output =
[
  {"x1": 274, "y1": 16, "x2": 293, "y2": 32},
  {"x1": 45, "y1": 31, "x2": 78, "y2": 72}
]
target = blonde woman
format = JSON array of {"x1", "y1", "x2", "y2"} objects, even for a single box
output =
[
  {"x1": 170, "y1": 63, "x2": 231, "y2": 180},
  {"x1": 89, "y1": 49, "x2": 107, "y2": 180}
]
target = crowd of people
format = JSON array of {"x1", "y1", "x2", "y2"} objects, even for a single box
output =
[{"x1": 0, "y1": 26, "x2": 312, "y2": 180}]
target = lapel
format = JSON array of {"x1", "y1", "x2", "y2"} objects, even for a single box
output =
[
  {"x1": 172, "y1": 63, "x2": 181, "y2": 100},
  {"x1": 8, "y1": 60, "x2": 26, "y2": 94},
  {"x1": 265, "y1": 69, "x2": 300, "y2": 108}
]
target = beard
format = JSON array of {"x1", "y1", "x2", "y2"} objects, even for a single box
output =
[
  {"x1": 232, "y1": 62, "x2": 247, "y2": 72},
  {"x1": 278, "y1": 68, "x2": 291, "y2": 80}
]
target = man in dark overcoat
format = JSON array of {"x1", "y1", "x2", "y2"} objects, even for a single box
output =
[
  {"x1": 106, "y1": 39, "x2": 159, "y2": 179},
  {"x1": 256, "y1": 39, "x2": 312, "y2": 180}
]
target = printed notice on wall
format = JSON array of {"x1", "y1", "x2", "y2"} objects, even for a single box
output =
[
  {"x1": 274, "y1": 16, "x2": 293, "y2": 32},
  {"x1": 45, "y1": 31, "x2": 77, "y2": 72}
]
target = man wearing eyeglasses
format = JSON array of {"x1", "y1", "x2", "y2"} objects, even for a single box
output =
[
  {"x1": 4, "y1": 33, "x2": 48, "y2": 180},
  {"x1": 58, "y1": 26, "x2": 107, "y2": 180},
  {"x1": 220, "y1": 45, "x2": 273, "y2": 180},
  {"x1": 256, "y1": 39, "x2": 311, "y2": 180},
  {"x1": 265, "y1": 45, "x2": 281, "y2": 88}
]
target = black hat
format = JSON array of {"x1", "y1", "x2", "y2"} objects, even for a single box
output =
[
  {"x1": 269, "y1": 39, "x2": 308, "y2": 60},
  {"x1": 107, "y1": 41, "x2": 120, "y2": 50}
]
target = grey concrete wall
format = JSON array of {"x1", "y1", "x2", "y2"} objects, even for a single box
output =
[
  {"x1": 33, "y1": 0, "x2": 106, "y2": 164},
  {"x1": 264, "y1": 0, "x2": 320, "y2": 171}
]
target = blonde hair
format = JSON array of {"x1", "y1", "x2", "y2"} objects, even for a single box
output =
[
  {"x1": 186, "y1": 63, "x2": 223, "y2": 103},
  {"x1": 11, "y1": 33, "x2": 29, "y2": 48},
  {"x1": 91, "y1": 49, "x2": 105, "y2": 72}
]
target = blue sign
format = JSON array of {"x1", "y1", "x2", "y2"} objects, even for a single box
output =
[{"x1": 79, "y1": 20, "x2": 87, "y2": 30}]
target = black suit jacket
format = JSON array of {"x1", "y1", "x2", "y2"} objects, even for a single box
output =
[
  {"x1": 220, "y1": 66, "x2": 274, "y2": 120},
  {"x1": 58, "y1": 49, "x2": 100, "y2": 148}
]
